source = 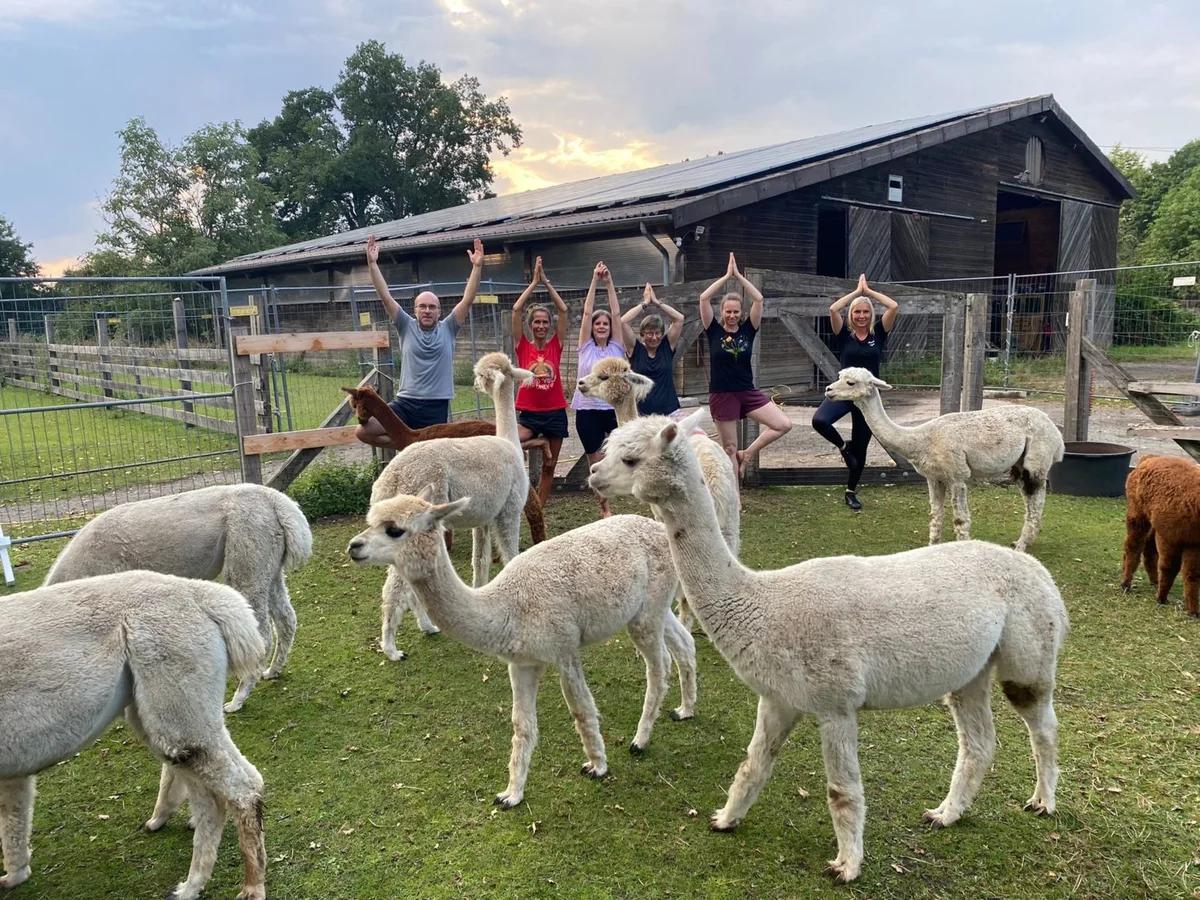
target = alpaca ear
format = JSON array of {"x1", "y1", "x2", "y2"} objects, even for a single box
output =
[
  {"x1": 513, "y1": 366, "x2": 535, "y2": 386},
  {"x1": 678, "y1": 408, "x2": 705, "y2": 434},
  {"x1": 627, "y1": 372, "x2": 654, "y2": 401},
  {"x1": 870, "y1": 375, "x2": 893, "y2": 391},
  {"x1": 417, "y1": 483, "x2": 439, "y2": 502},
  {"x1": 431, "y1": 496, "x2": 471, "y2": 525}
]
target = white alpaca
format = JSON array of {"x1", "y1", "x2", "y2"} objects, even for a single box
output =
[
  {"x1": 44, "y1": 483, "x2": 312, "y2": 712},
  {"x1": 347, "y1": 487, "x2": 697, "y2": 809},
  {"x1": 0, "y1": 571, "x2": 267, "y2": 900},
  {"x1": 825, "y1": 367, "x2": 1065, "y2": 552},
  {"x1": 369, "y1": 352, "x2": 534, "y2": 660},
  {"x1": 588, "y1": 412, "x2": 1067, "y2": 883},
  {"x1": 578, "y1": 355, "x2": 740, "y2": 630}
]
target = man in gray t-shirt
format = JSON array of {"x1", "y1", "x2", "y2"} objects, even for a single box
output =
[{"x1": 355, "y1": 235, "x2": 486, "y2": 448}]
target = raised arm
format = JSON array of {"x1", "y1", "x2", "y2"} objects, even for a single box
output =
[
  {"x1": 541, "y1": 267, "x2": 569, "y2": 345},
  {"x1": 366, "y1": 235, "x2": 401, "y2": 323},
  {"x1": 604, "y1": 264, "x2": 622, "y2": 347},
  {"x1": 830, "y1": 274, "x2": 865, "y2": 334},
  {"x1": 863, "y1": 278, "x2": 901, "y2": 332},
  {"x1": 729, "y1": 253, "x2": 765, "y2": 329},
  {"x1": 698, "y1": 253, "x2": 736, "y2": 329},
  {"x1": 578, "y1": 262, "x2": 604, "y2": 347},
  {"x1": 451, "y1": 239, "x2": 485, "y2": 326},
  {"x1": 510, "y1": 257, "x2": 541, "y2": 349},
  {"x1": 656, "y1": 293, "x2": 685, "y2": 348},
  {"x1": 619, "y1": 284, "x2": 650, "y2": 354}
]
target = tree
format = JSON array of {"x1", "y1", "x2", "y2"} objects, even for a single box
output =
[
  {"x1": 0, "y1": 215, "x2": 40, "y2": 278},
  {"x1": 249, "y1": 41, "x2": 521, "y2": 239},
  {"x1": 1140, "y1": 167, "x2": 1200, "y2": 263},
  {"x1": 1109, "y1": 140, "x2": 1200, "y2": 264}
]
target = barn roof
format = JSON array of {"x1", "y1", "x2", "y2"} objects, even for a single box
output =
[{"x1": 196, "y1": 94, "x2": 1133, "y2": 276}]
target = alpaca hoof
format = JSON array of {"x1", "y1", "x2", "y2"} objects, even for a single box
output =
[
  {"x1": 668, "y1": 708, "x2": 694, "y2": 721},
  {"x1": 922, "y1": 808, "x2": 953, "y2": 829},
  {"x1": 382, "y1": 647, "x2": 407, "y2": 661},
  {"x1": 493, "y1": 792, "x2": 522, "y2": 810},
  {"x1": 223, "y1": 699, "x2": 243, "y2": 714},
  {"x1": 708, "y1": 812, "x2": 740, "y2": 832},
  {"x1": 419, "y1": 626, "x2": 441, "y2": 636},
  {"x1": 168, "y1": 882, "x2": 201, "y2": 900},
  {"x1": 1023, "y1": 797, "x2": 1054, "y2": 816},
  {"x1": 0, "y1": 866, "x2": 31, "y2": 889},
  {"x1": 1189, "y1": 610, "x2": 1200, "y2": 619},
  {"x1": 235, "y1": 888, "x2": 266, "y2": 900},
  {"x1": 825, "y1": 858, "x2": 861, "y2": 883},
  {"x1": 629, "y1": 741, "x2": 646, "y2": 755},
  {"x1": 261, "y1": 668, "x2": 282, "y2": 681},
  {"x1": 145, "y1": 815, "x2": 168, "y2": 832},
  {"x1": 1156, "y1": 596, "x2": 1170, "y2": 606},
  {"x1": 580, "y1": 762, "x2": 607, "y2": 779},
  {"x1": 1119, "y1": 581, "x2": 1132, "y2": 594}
]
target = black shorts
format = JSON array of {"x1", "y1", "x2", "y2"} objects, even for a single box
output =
[
  {"x1": 574, "y1": 408, "x2": 618, "y2": 455},
  {"x1": 388, "y1": 396, "x2": 450, "y2": 430},
  {"x1": 518, "y1": 408, "x2": 569, "y2": 440}
]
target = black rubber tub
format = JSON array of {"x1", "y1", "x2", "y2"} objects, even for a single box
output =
[{"x1": 1048, "y1": 441, "x2": 1135, "y2": 497}]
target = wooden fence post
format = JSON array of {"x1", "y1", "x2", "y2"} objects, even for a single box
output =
[
  {"x1": 252, "y1": 300, "x2": 273, "y2": 433},
  {"x1": 940, "y1": 294, "x2": 966, "y2": 414},
  {"x1": 43, "y1": 316, "x2": 59, "y2": 391},
  {"x1": 1064, "y1": 278, "x2": 1096, "y2": 443},
  {"x1": 6, "y1": 318, "x2": 16, "y2": 343},
  {"x1": 172, "y1": 297, "x2": 194, "y2": 425},
  {"x1": 960, "y1": 292, "x2": 988, "y2": 412},
  {"x1": 96, "y1": 315, "x2": 114, "y2": 399},
  {"x1": 229, "y1": 324, "x2": 263, "y2": 484}
]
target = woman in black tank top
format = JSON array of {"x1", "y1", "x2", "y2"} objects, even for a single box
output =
[{"x1": 811, "y1": 274, "x2": 900, "y2": 510}]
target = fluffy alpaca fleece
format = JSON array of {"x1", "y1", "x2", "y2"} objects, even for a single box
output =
[
  {"x1": 1121, "y1": 454, "x2": 1200, "y2": 616},
  {"x1": 343, "y1": 384, "x2": 546, "y2": 543},
  {"x1": 577, "y1": 355, "x2": 740, "y2": 630},
  {"x1": 44, "y1": 483, "x2": 312, "y2": 713},
  {"x1": 347, "y1": 489, "x2": 697, "y2": 809},
  {"x1": 0, "y1": 571, "x2": 267, "y2": 900},
  {"x1": 825, "y1": 367, "x2": 1065, "y2": 552},
  {"x1": 368, "y1": 352, "x2": 535, "y2": 660},
  {"x1": 588, "y1": 412, "x2": 1068, "y2": 883}
]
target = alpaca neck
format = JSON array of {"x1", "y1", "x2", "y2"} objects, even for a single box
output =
[
  {"x1": 367, "y1": 395, "x2": 418, "y2": 448},
  {"x1": 492, "y1": 383, "x2": 522, "y2": 448},
  {"x1": 611, "y1": 395, "x2": 639, "y2": 426},
  {"x1": 854, "y1": 389, "x2": 923, "y2": 458},
  {"x1": 650, "y1": 455, "x2": 763, "y2": 649},
  {"x1": 404, "y1": 535, "x2": 510, "y2": 650}
]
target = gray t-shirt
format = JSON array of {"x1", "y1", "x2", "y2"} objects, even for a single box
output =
[{"x1": 393, "y1": 307, "x2": 462, "y2": 400}]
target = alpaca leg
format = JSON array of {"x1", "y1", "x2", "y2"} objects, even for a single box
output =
[
  {"x1": 1014, "y1": 480, "x2": 1048, "y2": 552},
  {"x1": 710, "y1": 695, "x2": 798, "y2": 831},
  {"x1": 263, "y1": 577, "x2": 297, "y2": 680},
  {"x1": 1181, "y1": 547, "x2": 1200, "y2": 617},
  {"x1": 950, "y1": 482, "x2": 972, "y2": 541},
  {"x1": 626, "y1": 619, "x2": 672, "y2": 753},
  {"x1": 1143, "y1": 532, "x2": 1159, "y2": 587},
  {"x1": 661, "y1": 611, "x2": 698, "y2": 721},
  {"x1": 817, "y1": 711, "x2": 866, "y2": 883},
  {"x1": 1001, "y1": 682, "x2": 1059, "y2": 815},
  {"x1": 380, "y1": 568, "x2": 418, "y2": 660},
  {"x1": 557, "y1": 658, "x2": 608, "y2": 778},
  {"x1": 225, "y1": 612, "x2": 271, "y2": 714},
  {"x1": 145, "y1": 763, "x2": 189, "y2": 831},
  {"x1": 1121, "y1": 515, "x2": 1151, "y2": 592},
  {"x1": 471, "y1": 527, "x2": 492, "y2": 587},
  {"x1": 924, "y1": 666, "x2": 996, "y2": 827},
  {"x1": 496, "y1": 662, "x2": 545, "y2": 809},
  {"x1": 167, "y1": 776, "x2": 225, "y2": 900},
  {"x1": 927, "y1": 480, "x2": 946, "y2": 544},
  {"x1": 675, "y1": 588, "x2": 695, "y2": 633},
  {"x1": 0, "y1": 776, "x2": 34, "y2": 890},
  {"x1": 1156, "y1": 542, "x2": 1183, "y2": 605}
]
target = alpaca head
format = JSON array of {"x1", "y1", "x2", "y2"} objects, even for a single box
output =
[
  {"x1": 473, "y1": 351, "x2": 534, "y2": 398},
  {"x1": 577, "y1": 356, "x2": 654, "y2": 407},
  {"x1": 347, "y1": 485, "x2": 470, "y2": 577},
  {"x1": 824, "y1": 367, "x2": 892, "y2": 403},
  {"x1": 342, "y1": 386, "x2": 375, "y2": 424},
  {"x1": 588, "y1": 408, "x2": 705, "y2": 506}
]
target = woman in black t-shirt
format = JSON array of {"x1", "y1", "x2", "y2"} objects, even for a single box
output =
[
  {"x1": 619, "y1": 283, "x2": 685, "y2": 417},
  {"x1": 812, "y1": 274, "x2": 901, "y2": 510},
  {"x1": 701, "y1": 253, "x2": 793, "y2": 479}
]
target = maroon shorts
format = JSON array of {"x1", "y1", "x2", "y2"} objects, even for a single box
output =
[{"x1": 708, "y1": 388, "x2": 771, "y2": 422}]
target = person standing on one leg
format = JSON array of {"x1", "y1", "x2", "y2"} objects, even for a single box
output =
[
  {"x1": 812, "y1": 273, "x2": 901, "y2": 510},
  {"x1": 356, "y1": 234, "x2": 485, "y2": 447},
  {"x1": 700, "y1": 252, "x2": 793, "y2": 480}
]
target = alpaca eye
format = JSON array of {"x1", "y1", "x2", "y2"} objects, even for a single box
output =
[
  {"x1": 599, "y1": 375, "x2": 608, "y2": 381},
  {"x1": 385, "y1": 524, "x2": 405, "y2": 539},
  {"x1": 622, "y1": 457, "x2": 639, "y2": 467}
]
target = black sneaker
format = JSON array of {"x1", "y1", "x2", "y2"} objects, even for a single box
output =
[
  {"x1": 844, "y1": 490, "x2": 862, "y2": 511},
  {"x1": 839, "y1": 445, "x2": 859, "y2": 472}
]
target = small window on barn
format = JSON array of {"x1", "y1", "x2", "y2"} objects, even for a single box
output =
[{"x1": 1025, "y1": 137, "x2": 1045, "y2": 186}]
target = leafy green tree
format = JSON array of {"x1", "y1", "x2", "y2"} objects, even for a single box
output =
[
  {"x1": 249, "y1": 41, "x2": 522, "y2": 239},
  {"x1": 1107, "y1": 146, "x2": 1151, "y2": 265},
  {"x1": 0, "y1": 215, "x2": 40, "y2": 278},
  {"x1": 1140, "y1": 167, "x2": 1200, "y2": 263},
  {"x1": 1109, "y1": 140, "x2": 1200, "y2": 263}
]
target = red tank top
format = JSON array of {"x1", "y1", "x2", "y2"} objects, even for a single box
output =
[{"x1": 515, "y1": 335, "x2": 567, "y2": 411}]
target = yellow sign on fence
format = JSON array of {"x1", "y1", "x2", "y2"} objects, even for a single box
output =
[
  {"x1": 359, "y1": 312, "x2": 372, "y2": 326},
  {"x1": 475, "y1": 294, "x2": 499, "y2": 305},
  {"x1": 229, "y1": 305, "x2": 259, "y2": 318}
]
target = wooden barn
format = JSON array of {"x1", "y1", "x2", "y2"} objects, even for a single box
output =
[{"x1": 198, "y1": 94, "x2": 1133, "y2": 392}]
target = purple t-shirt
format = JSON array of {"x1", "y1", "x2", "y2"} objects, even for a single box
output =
[{"x1": 570, "y1": 339, "x2": 626, "y2": 411}]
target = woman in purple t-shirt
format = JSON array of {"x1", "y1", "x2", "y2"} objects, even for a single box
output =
[{"x1": 570, "y1": 261, "x2": 624, "y2": 517}]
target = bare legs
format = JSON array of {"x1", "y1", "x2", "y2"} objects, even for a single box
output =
[
  {"x1": 518, "y1": 425, "x2": 562, "y2": 509},
  {"x1": 715, "y1": 403, "x2": 793, "y2": 479}
]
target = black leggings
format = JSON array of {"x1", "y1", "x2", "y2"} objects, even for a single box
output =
[{"x1": 812, "y1": 398, "x2": 871, "y2": 491}]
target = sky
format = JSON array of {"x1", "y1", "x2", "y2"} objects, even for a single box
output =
[{"x1": 2, "y1": 0, "x2": 1198, "y2": 276}]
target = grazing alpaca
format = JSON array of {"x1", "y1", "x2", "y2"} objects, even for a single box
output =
[
  {"x1": 347, "y1": 487, "x2": 697, "y2": 808},
  {"x1": 368, "y1": 353, "x2": 537, "y2": 660},
  {"x1": 0, "y1": 571, "x2": 267, "y2": 900},
  {"x1": 44, "y1": 483, "x2": 312, "y2": 713},
  {"x1": 578, "y1": 355, "x2": 740, "y2": 630},
  {"x1": 825, "y1": 367, "x2": 1064, "y2": 552},
  {"x1": 344, "y1": 384, "x2": 547, "y2": 543},
  {"x1": 1121, "y1": 455, "x2": 1200, "y2": 616},
  {"x1": 589, "y1": 412, "x2": 1067, "y2": 883}
]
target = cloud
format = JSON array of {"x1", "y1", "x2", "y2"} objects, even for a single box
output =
[
  {"x1": 492, "y1": 130, "x2": 665, "y2": 194},
  {"x1": 36, "y1": 255, "x2": 83, "y2": 277}
]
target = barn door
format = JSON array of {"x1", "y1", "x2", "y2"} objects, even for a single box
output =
[
  {"x1": 847, "y1": 207, "x2": 891, "y2": 280},
  {"x1": 890, "y1": 212, "x2": 930, "y2": 281}
]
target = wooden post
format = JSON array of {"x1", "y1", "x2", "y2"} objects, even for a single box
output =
[
  {"x1": 1064, "y1": 278, "x2": 1095, "y2": 443},
  {"x1": 939, "y1": 294, "x2": 966, "y2": 414},
  {"x1": 96, "y1": 315, "x2": 114, "y2": 399},
  {"x1": 6, "y1": 318, "x2": 15, "y2": 343},
  {"x1": 373, "y1": 322, "x2": 397, "y2": 465},
  {"x1": 960, "y1": 292, "x2": 988, "y2": 412},
  {"x1": 44, "y1": 316, "x2": 59, "y2": 391},
  {"x1": 252, "y1": 302, "x2": 273, "y2": 433},
  {"x1": 229, "y1": 324, "x2": 263, "y2": 484},
  {"x1": 172, "y1": 298, "x2": 194, "y2": 425}
]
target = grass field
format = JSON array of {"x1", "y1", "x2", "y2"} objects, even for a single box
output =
[{"x1": 3, "y1": 484, "x2": 1199, "y2": 898}]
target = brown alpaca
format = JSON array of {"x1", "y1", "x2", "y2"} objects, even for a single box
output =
[
  {"x1": 344, "y1": 386, "x2": 546, "y2": 544},
  {"x1": 1120, "y1": 455, "x2": 1200, "y2": 617}
]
